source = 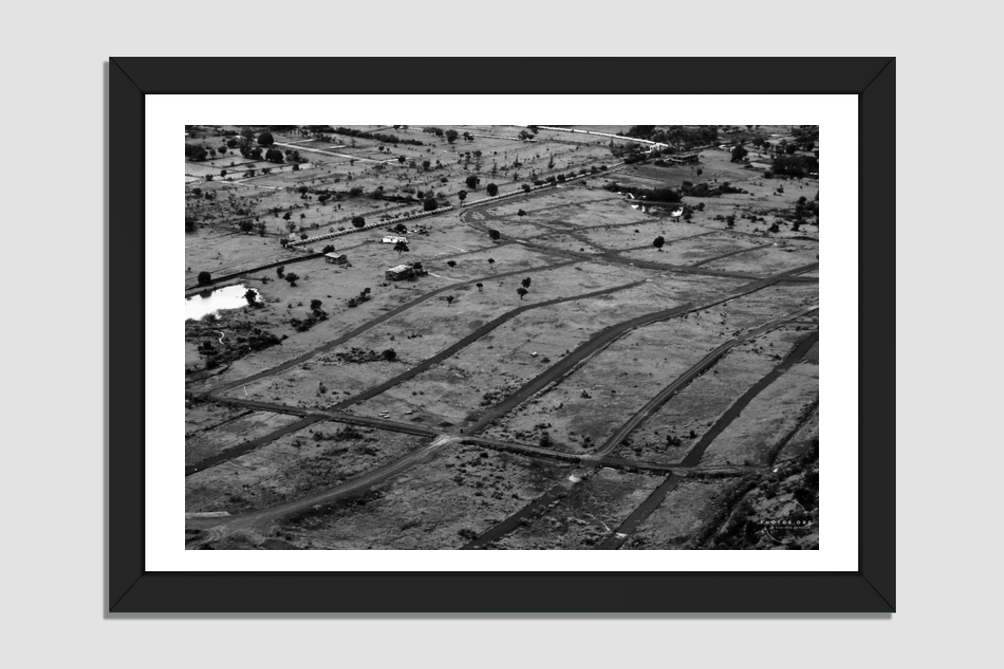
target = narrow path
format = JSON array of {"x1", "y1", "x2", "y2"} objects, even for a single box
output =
[{"x1": 687, "y1": 242, "x2": 776, "y2": 268}]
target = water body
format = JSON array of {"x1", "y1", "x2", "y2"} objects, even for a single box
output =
[{"x1": 186, "y1": 284, "x2": 260, "y2": 321}]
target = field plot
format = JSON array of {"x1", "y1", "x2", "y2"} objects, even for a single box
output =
[
  {"x1": 623, "y1": 477, "x2": 735, "y2": 549},
  {"x1": 697, "y1": 356, "x2": 818, "y2": 468},
  {"x1": 638, "y1": 232, "x2": 765, "y2": 266},
  {"x1": 699, "y1": 242, "x2": 819, "y2": 274},
  {"x1": 577, "y1": 218, "x2": 706, "y2": 250},
  {"x1": 186, "y1": 425, "x2": 423, "y2": 514},
  {"x1": 488, "y1": 196, "x2": 651, "y2": 233},
  {"x1": 612, "y1": 325, "x2": 815, "y2": 464},
  {"x1": 185, "y1": 229, "x2": 303, "y2": 288},
  {"x1": 279, "y1": 445, "x2": 565, "y2": 549},
  {"x1": 185, "y1": 410, "x2": 305, "y2": 469},
  {"x1": 185, "y1": 401, "x2": 249, "y2": 436},
  {"x1": 485, "y1": 190, "x2": 621, "y2": 219},
  {"x1": 495, "y1": 468, "x2": 663, "y2": 549}
]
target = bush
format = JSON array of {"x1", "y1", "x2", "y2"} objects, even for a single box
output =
[{"x1": 197, "y1": 271, "x2": 212, "y2": 286}]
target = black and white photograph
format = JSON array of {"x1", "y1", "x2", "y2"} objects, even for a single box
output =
[{"x1": 182, "y1": 123, "x2": 821, "y2": 551}]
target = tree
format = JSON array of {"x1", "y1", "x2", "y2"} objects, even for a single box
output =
[
  {"x1": 197, "y1": 271, "x2": 212, "y2": 286},
  {"x1": 488, "y1": 229, "x2": 501, "y2": 241},
  {"x1": 423, "y1": 197, "x2": 438, "y2": 212},
  {"x1": 447, "y1": 260, "x2": 457, "y2": 267},
  {"x1": 394, "y1": 241, "x2": 410, "y2": 255},
  {"x1": 276, "y1": 266, "x2": 285, "y2": 279},
  {"x1": 465, "y1": 175, "x2": 480, "y2": 190},
  {"x1": 265, "y1": 147, "x2": 284, "y2": 163},
  {"x1": 421, "y1": 160, "x2": 431, "y2": 171},
  {"x1": 446, "y1": 295, "x2": 455, "y2": 307},
  {"x1": 730, "y1": 144, "x2": 748, "y2": 163},
  {"x1": 457, "y1": 190, "x2": 467, "y2": 203},
  {"x1": 488, "y1": 258, "x2": 496, "y2": 268},
  {"x1": 397, "y1": 155, "x2": 406, "y2": 164},
  {"x1": 310, "y1": 299, "x2": 324, "y2": 314},
  {"x1": 476, "y1": 283, "x2": 483, "y2": 292},
  {"x1": 517, "y1": 287, "x2": 528, "y2": 300},
  {"x1": 257, "y1": 131, "x2": 274, "y2": 146},
  {"x1": 445, "y1": 129, "x2": 459, "y2": 144},
  {"x1": 785, "y1": 143, "x2": 798, "y2": 154},
  {"x1": 522, "y1": 184, "x2": 531, "y2": 193},
  {"x1": 653, "y1": 236, "x2": 665, "y2": 251},
  {"x1": 352, "y1": 216, "x2": 366, "y2": 228},
  {"x1": 521, "y1": 277, "x2": 532, "y2": 289},
  {"x1": 517, "y1": 209, "x2": 526, "y2": 217},
  {"x1": 239, "y1": 220, "x2": 254, "y2": 233},
  {"x1": 486, "y1": 183, "x2": 499, "y2": 196},
  {"x1": 725, "y1": 215, "x2": 735, "y2": 228},
  {"x1": 393, "y1": 223, "x2": 408, "y2": 234},
  {"x1": 285, "y1": 272, "x2": 299, "y2": 286},
  {"x1": 244, "y1": 289, "x2": 259, "y2": 306},
  {"x1": 382, "y1": 348, "x2": 397, "y2": 362}
]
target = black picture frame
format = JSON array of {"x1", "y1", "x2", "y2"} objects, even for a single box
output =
[{"x1": 109, "y1": 56, "x2": 895, "y2": 614}]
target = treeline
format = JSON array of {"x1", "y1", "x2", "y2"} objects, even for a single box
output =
[
  {"x1": 770, "y1": 154, "x2": 818, "y2": 177},
  {"x1": 331, "y1": 127, "x2": 424, "y2": 146},
  {"x1": 618, "y1": 125, "x2": 719, "y2": 147},
  {"x1": 603, "y1": 182, "x2": 682, "y2": 203},
  {"x1": 679, "y1": 181, "x2": 746, "y2": 197}
]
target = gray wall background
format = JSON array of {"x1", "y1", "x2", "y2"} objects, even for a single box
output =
[{"x1": 6, "y1": 2, "x2": 996, "y2": 666}]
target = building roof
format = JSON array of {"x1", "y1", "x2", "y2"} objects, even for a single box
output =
[
  {"x1": 325, "y1": 252, "x2": 345, "y2": 258},
  {"x1": 387, "y1": 264, "x2": 412, "y2": 273}
]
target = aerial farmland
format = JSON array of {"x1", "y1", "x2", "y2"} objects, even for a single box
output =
[{"x1": 184, "y1": 124, "x2": 820, "y2": 551}]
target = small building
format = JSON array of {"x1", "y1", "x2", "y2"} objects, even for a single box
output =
[
  {"x1": 749, "y1": 161, "x2": 772, "y2": 171},
  {"x1": 325, "y1": 253, "x2": 348, "y2": 265},
  {"x1": 382, "y1": 235, "x2": 408, "y2": 244},
  {"x1": 668, "y1": 153, "x2": 700, "y2": 164},
  {"x1": 385, "y1": 264, "x2": 415, "y2": 281}
]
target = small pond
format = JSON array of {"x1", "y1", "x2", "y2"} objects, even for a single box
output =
[{"x1": 185, "y1": 284, "x2": 261, "y2": 321}]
